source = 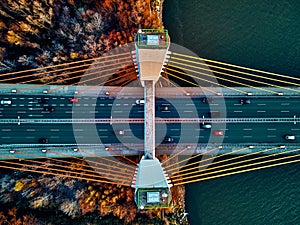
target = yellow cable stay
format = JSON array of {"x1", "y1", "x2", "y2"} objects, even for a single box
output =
[
  {"x1": 172, "y1": 148, "x2": 299, "y2": 182},
  {"x1": 18, "y1": 150, "x2": 135, "y2": 177},
  {"x1": 171, "y1": 56, "x2": 300, "y2": 87},
  {"x1": 17, "y1": 57, "x2": 133, "y2": 90},
  {"x1": 0, "y1": 162, "x2": 131, "y2": 186},
  {"x1": 170, "y1": 147, "x2": 278, "y2": 178},
  {"x1": 172, "y1": 52, "x2": 300, "y2": 82},
  {"x1": 0, "y1": 51, "x2": 131, "y2": 78},
  {"x1": 167, "y1": 67, "x2": 248, "y2": 94},
  {"x1": 172, "y1": 150, "x2": 300, "y2": 185},
  {"x1": 170, "y1": 59, "x2": 299, "y2": 93},
  {"x1": 169, "y1": 147, "x2": 249, "y2": 177},
  {"x1": 0, "y1": 158, "x2": 132, "y2": 186}
]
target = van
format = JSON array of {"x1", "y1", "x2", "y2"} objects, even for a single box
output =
[{"x1": 136, "y1": 99, "x2": 145, "y2": 105}]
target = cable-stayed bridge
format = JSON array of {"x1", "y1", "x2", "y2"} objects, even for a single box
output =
[{"x1": 0, "y1": 29, "x2": 299, "y2": 209}]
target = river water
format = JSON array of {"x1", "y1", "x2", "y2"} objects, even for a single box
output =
[{"x1": 162, "y1": 1, "x2": 300, "y2": 224}]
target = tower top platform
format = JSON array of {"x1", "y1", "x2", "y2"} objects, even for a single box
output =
[{"x1": 135, "y1": 29, "x2": 169, "y2": 49}]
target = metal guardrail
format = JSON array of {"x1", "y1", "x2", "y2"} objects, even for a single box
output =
[{"x1": 1, "y1": 117, "x2": 299, "y2": 124}]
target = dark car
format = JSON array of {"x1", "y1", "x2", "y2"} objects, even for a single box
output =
[
  {"x1": 163, "y1": 137, "x2": 174, "y2": 143},
  {"x1": 202, "y1": 97, "x2": 213, "y2": 104},
  {"x1": 43, "y1": 107, "x2": 55, "y2": 112},
  {"x1": 39, "y1": 138, "x2": 48, "y2": 144},
  {"x1": 38, "y1": 98, "x2": 49, "y2": 104},
  {"x1": 240, "y1": 98, "x2": 251, "y2": 105},
  {"x1": 159, "y1": 105, "x2": 169, "y2": 111}
]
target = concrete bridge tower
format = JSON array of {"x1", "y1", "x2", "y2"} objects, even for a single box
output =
[{"x1": 131, "y1": 29, "x2": 172, "y2": 209}]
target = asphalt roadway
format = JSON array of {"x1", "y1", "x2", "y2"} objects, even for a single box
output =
[{"x1": 0, "y1": 94, "x2": 299, "y2": 145}]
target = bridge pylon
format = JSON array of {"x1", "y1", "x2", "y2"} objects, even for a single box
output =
[{"x1": 131, "y1": 29, "x2": 173, "y2": 209}]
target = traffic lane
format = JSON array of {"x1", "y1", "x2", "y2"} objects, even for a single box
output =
[
  {"x1": 156, "y1": 97, "x2": 300, "y2": 118},
  {"x1": 0, "y1": 123, "x2": 145, "y2": 144},
  {"x1": 1, "y1": 95, "x2": 300, "y2": 119},
  {"x1": 0, "y1": 98, "x2": 143, "y2": 119},
  {"x1": 156, "y1": 122, "x2": 300, "y2": 144},
  {"x1": 216, "y1": 123, "x2": 300, "y2": 143},
  {"x1": 0, "y1": 122, "x2": 299, "y2": 145},
  {"x1": 221, "y1": 97, "x2": 300, "y2": 118}
]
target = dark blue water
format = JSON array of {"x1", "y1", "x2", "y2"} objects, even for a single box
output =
[
  {"x1": 163, "y1": 0, "x2": 300, "y2": 77},
  {"x1": 163, "y1": 1, "x2": 300, "y2": 224}
]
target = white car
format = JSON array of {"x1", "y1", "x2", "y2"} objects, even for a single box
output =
[
  {"x1": 0, "y1": 100, "x2": 12, "y2": 105},
  {"x1": 201, "y1": 123, "x2": 212, "y2": 129},
  {"x1": 136, "y1": 99, "x2": 145, "y2": 105},
  {"x1": 285, "y1": 135, "x2": 295, "y2": 141}
]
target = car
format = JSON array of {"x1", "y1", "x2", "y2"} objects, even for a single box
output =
[
  {"x1": 213, "y1": 130, "x2": 224, "y2": 136},
  {"x1": 240, "y1": 98, "x2": 251, "y2": 104},
  {"x1": 285, "y1": 135, "x2": 295, "y2": 141},
  {"x1": 202, "y1": 97, "x2": 213, "y2": 104},
  {"x1": 38, "y1": 98, "x2": 49, "y2": 104},
  {"x1": 43, "y1": 107, "x2": 55, "y2": 112},
  {"x1": 0, "y1": 100, "x2": 12, "y2": 105},
  {"x1": 163, "y1": 137, "x2": 174, "y2": 143},
  {"x1": 200, "y1": 123, "x2": 212, "y2": 129},
  {"x1": 136, "y1": 99, "x2": 145, "y2": 105},
  {"x1": 69, "y1": 97, "x2": 79, "y2": 103},
  {"x1": 160, "y1": 105, "x2": 169, "y2": 111},
  {"x1": 39, "y1": 138, "x2": 48, "y2": 144},
  {"x1": 118, "y1": 130, "x2": 125, "y2": 135}
]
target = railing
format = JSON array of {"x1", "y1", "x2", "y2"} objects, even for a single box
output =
[{"x1": 1, "y1": 117, "x2": 299, "y2": 124}]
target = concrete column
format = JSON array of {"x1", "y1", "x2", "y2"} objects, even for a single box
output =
[{"x1": 144, "y1": 80, "x2": 155, "y2": 158}]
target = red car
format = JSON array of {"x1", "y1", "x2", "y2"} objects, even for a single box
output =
[
  {"x1": 213, "y1": 130, "x2": 224, "y2": 136},
  {"x1": 69, "y1": 98, "x2": 79, "y2": 103}
]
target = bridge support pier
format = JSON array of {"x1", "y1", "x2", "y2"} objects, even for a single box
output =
[{"x1": 131, "y1": 29, "x2": 172, "y2": 209}]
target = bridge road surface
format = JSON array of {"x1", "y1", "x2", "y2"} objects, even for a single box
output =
[{"x1": 0, "y1": 95, "x2": 299, "y2": 145}]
